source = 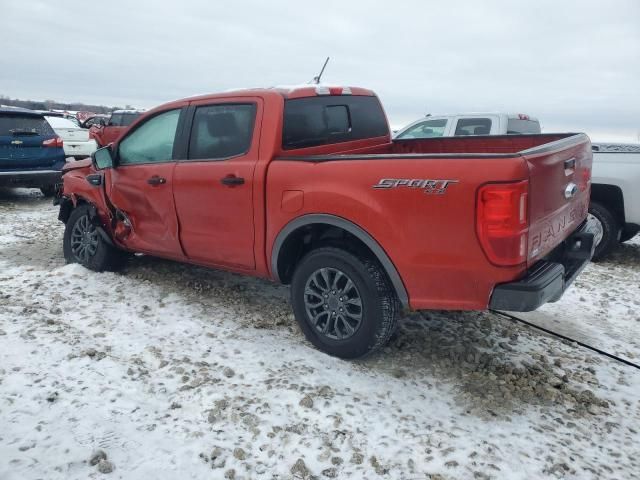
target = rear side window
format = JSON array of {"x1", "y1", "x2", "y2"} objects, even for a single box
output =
[
  {"x1": 188, "y1": 104, "x2": 256, "y2": 160},
  {"x1": 396, "y1": 119, "x2": 447, "y2": 139},
  {"x1": 507, "y1": 119, "x2": 541, "y2": 134},
  {"x1": 282, "y1": 95, "x2": 388, "y2": 149},
  {"x1": 0, "y1": 114, "x2": 55, "y2": 136},
  {"x1": 109, "y1": 113, "x2": 140, "y2": 127},
  {"x1": 454, "y1": 118, "x2": 492, "y2": 136}
]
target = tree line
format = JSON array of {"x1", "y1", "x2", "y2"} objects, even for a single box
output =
[{"x1": 0, "y1": 95, "x2": 128, "y2": 114}]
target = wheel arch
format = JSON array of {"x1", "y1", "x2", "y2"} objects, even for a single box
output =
[
  {"x1": 271, "y1": 214, "x2": 409, "y2": 308},
  {"x1": 591, "y1": 183, "x2": 625, "y2": 224},
  {"x1": 60, "y1": 195, "x2": 116, "y2": 247}
]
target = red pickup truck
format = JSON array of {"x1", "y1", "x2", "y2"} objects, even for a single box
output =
[
  {"x1": 88, "y1": 109, "x2": 143, "y2": 147},
  {"x1": 57, "y1": 85, "x2": 601, "y2": 359}
]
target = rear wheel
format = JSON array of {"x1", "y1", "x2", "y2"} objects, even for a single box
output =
[
  {"x1": 290, "y1": 247, "x2": 398, "y2": 359},
  {"x1": 589, "y1": 201, "x2": 621, "y2": 261},
  {"x1": 63, "y1": 205, "x2": 125, "y2": 271}
]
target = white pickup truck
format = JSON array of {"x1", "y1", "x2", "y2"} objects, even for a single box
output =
[
  {"x1": 589, "y1": 143, "x2": 640, "y2": 259},
  {"x1": 394, "y1": 112, "x2": 541, "y2": 139}
]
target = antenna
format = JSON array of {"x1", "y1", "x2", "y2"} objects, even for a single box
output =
[{"x1": 312, "y1": 57, "x2": 330, "y2": 84}]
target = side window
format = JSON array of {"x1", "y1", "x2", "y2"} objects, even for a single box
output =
[
  {"x1": 188, "y1": 104, "x2": 256, "y2": 160},
  {"x1": 121, "y1": 113, "x2": 139, "y2": 127},
  {"x1": 118, "y1": 109, "x2": 181, "y2": 165},
  {"x1": 108, "y1": 114, "x2": 121, "y2": 126},
  {"x1": 397, "y1": 119, "x2": 447, "y2": 139},
  {"x1": 454, "y1": 118, "x2": 492, "y2": 136}
]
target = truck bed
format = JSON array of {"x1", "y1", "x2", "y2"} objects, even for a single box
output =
[
  {"x1": 278, "y1": 133, "x2": 579, "y2": 159},
  {"x1": 271, "y1": 132, "x2": 592, "y2": 310}
]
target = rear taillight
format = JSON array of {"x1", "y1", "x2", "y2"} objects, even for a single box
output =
[
  {"x1": 476, "y1": 180, "x2": 529, "y2": 266},
  {"x1": 43, "y1": 137, "x2": 63, "y2": 148}
]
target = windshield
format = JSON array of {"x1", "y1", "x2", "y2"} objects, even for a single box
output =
[
  {"x1": 396, "y1": 119, "x2": 448, "y2": 139},
  {"x1": 0, "y1": 114, "x2": 55, "y2": 136},
  {"x1": 45, "y1": 116, "x2": 79, "y2": 129}
]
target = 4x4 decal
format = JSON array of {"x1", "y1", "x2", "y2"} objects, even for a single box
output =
[{"x1": 372, "y1": 178, "x2": 458, "y2": 195}]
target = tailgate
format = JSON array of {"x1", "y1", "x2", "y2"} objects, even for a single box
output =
[
  {"x1": 0, "y1": 113, "x2": 60, "y2": 170},
  {"x1": 57, "y1": 127, "x2": 89, "y2": 142},
  {"x1": 0, "y1": 134, "x2": 60, "y2": 170},
  {"x1": 523, "y1": 134, "x2": 592, "y2": 265}
]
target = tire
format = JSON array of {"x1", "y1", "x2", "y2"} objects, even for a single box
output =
[
  {"x1": 63, "y1": 205, "x2": 125, "y2": 271},
  {"x1": 290, "y1": 247, "x2": 398, "y2": 359},
  {"x1": 589, "y1": 201, "x2": 621, "y2": 261},
  {"x1": 40, "y1": 185, "x2": 56, "y2": 197},
  {"x1": 620, "y1": 225, "x2": 639, "y2": 243}
]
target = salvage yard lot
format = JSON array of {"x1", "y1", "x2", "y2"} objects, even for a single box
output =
[{"x1": 1, "y1": 189, "x2": 639, "y2": 480}]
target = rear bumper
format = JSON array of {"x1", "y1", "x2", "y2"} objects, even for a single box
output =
[
  {"x1": 0, "y1": 169, "x2": 63, "y2": 188},
  {"x1": 64, "y1": 139, "x2": 97, "y2": 158},
  {"x1": 489, "y1": 215, "x2": 603, "y2": 312}
]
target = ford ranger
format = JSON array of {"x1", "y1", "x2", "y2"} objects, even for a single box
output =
[{"x1": 57, "y1": 85, "x2": 601, "y2": 359}]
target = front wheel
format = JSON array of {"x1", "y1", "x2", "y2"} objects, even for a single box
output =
[
  {"x1": 290, "y1": 247, "x2": 398, "y2": 359},
  {"x1": 63, "y1": 205, "x2": 125, "y2": 271}
]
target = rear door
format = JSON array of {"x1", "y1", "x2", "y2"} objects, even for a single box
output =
[
  {"x1": 452, "y1": 116, "x2": 497, "y2": 136},
  {"x1": 0, "y1": 113, "x2": 59, "y2": 170},
  {"x1": 105, "y1": 108, "x2": 184, "y2": 256},
  {"x1": 172, "y1": 98, "x2": 262, "y2": 269},
  {"x1": 523, "y1": 135, "x2": 592, "y2": 264}
]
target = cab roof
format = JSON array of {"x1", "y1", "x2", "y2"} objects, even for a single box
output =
[{"x1": 179, "y1": 84, "x2": 376, "y2": 104}]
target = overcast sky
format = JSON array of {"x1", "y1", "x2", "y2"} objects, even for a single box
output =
[{"x1": 1, "y1": 0, "x2": 639, "y2": 141}]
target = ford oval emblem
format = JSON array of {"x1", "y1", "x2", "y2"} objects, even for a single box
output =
[{"x1": 564, "y1": 182, "x2": 578, "y2": 199}]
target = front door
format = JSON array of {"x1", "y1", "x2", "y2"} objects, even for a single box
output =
[
  {"x1": 172, "y1": 99, "x2": 262, "y2": 269},
  {"x1": 105, "y1": 108, "x2": 184, "y2": 257}
]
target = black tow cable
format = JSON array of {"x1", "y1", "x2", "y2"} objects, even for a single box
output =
[{"x1": 490, "y1": 310, "x2": 640, "y2": 371}]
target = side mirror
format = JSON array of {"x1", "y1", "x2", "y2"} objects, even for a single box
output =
[
  {"x1": 98, "y1": 118, "x2": 107, "y2": 127},
  {"x1": 92, "y1": 146, "x2": 114, "y2": 170}
]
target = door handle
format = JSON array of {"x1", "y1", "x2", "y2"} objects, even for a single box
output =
[
  {"x1": 147, "y1": 176, "x2": 167, "y2": 186},
  {"x1": 564, "y1": 157, "x2": 576, "y2": 175},
  {"x1": 221, "y1": 175, "x2": 245, "y2": 186}
]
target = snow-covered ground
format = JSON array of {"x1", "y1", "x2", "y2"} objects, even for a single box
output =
[
  {"x1": 511, "y1": 237, "x2": 640, "y2": 363},
  {"x1": 1, "y1": 189, "x2": 639, "y2": 480}
]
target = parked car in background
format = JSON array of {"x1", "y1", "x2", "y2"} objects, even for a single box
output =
[
  {"x1": 58, "y1": 85, "x2": 599, "y2": 359},
  {"x1": 35, "y1": 110, "x2": 80, "y2": 127},
  {"x1": 80, "y1": 114, "x2": 109, "y2": 129},
  {"x1": 0, "y1": 107, "x2": 65, "y2": 196},
  {"x1": 589, "y1": 142, "x2": 640, "y2": 259},
  {"x1": 394, "y1": 113, "x2": 541, "y2": 139},
  {"x1": 89, "y1": 109, "x2": 143, "y2": 147},
  {"x1": 45, "y1": 116, "x2": 97, "y2": 160}
]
